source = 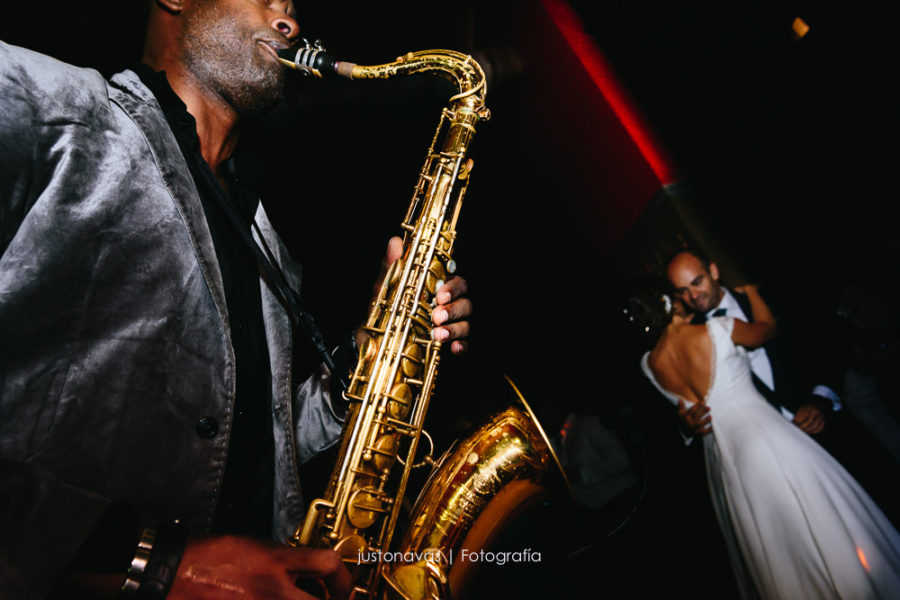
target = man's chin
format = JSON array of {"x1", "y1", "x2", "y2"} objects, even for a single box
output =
[
  {"x1": 238, "y1": 90, "x2": 283, "y2": 120},
  {"x1": 691, "y1": 301, "x2": 713, "y2": 314},
  {"x1": 232, "y1": 71, "x2": 286, "y2": 119}
]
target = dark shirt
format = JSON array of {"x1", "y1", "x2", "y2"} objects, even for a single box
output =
[{"x1": 133, "y1": 64, "x2": 274, "y2": 537}]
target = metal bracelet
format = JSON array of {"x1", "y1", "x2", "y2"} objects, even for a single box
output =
[
  {"x1": 135, "y1": 520, "x2": 188, "y2": 600},
  {"x1": 119, "y1": 527, "x2": 157, "y2": 597}
]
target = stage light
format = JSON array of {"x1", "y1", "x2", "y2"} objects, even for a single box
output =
[{"x1": 792, "y1": 17, "x2": 810, "y2": 40}]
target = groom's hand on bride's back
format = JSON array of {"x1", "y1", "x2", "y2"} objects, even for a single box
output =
[{"x1": 678, "y1": 399, "x2": 713, "y2": 436}]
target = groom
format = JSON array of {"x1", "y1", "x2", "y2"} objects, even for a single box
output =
[{"x1": 665, "y1": 248, "x2": 835, "y2": 437}]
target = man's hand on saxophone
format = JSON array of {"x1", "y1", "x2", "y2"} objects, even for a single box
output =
[
  {"x1": 362, "y1": 236, "x2": 473, "y2": 356},
  {"x1": 168, "y1": 536, "x2": 353, "y2": 600},
  {"x1": 431, "y1": 273, "x2": 472, "y2": 355}
]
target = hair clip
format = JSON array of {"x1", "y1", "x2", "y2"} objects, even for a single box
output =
[{"x1": 661, "y1": 294, "x2": 673, "y2": 315}]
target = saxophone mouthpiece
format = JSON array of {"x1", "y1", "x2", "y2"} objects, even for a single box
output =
[{"x1": 277, "y1": 40, "x2": 356, "y2": 79}]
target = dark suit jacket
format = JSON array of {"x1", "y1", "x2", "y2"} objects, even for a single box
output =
[{"x1": 0, "y1": 42, "x2": 344, "y2": 599}]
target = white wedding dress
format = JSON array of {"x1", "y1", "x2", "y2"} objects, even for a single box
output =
[{"x1": 641, "y1": 317, "x2": 900, "y2": 599}]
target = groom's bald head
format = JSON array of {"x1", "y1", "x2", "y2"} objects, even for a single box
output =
[{"x1": 668, "y1": 249, "x2": 724, "y2": 314}]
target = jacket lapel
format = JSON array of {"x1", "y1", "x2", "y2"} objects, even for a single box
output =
[{"x1": 107, "y1": 70, "x2": 232, "y2": 344}]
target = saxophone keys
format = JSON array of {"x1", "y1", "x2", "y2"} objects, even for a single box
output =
[
  {"x1": 360, "y1": 335, "x2": 378, "y2": 363},
  {"x1": 371, "y1": 434, "x2": 400, "y2": 471},
  {"x1": 457, "y1": 158, "x2": 475, "y2": 180},
  {"x1": 332, "y1": 534, "x2": 368, "y2": 564},
  {"x1": 387, "y1": 382, "x2": 413, "y2": 419},
  {"x1": 347, "y1": 488, "x2": 386, "y2": 529},
  {"x1": 425, "y1": 258, "x2": 446, "y2": 293},
  {"x1": 401, "y1": 342, "x2": 424, "y2": 377}
]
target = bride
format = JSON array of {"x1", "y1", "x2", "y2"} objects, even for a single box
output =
[{"x1": 630, "y1": 280, "x2": 900, "y2": 599}]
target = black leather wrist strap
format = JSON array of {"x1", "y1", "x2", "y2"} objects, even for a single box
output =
[{"x1": 133, "y1": 520, "x2": 189, "y2": 600}]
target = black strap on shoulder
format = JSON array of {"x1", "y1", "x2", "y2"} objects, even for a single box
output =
[{"x1": 194, "y1": 156, "x2": 347, "y2": 391}]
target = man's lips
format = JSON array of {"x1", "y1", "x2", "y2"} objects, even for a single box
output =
[{"x1": 257, "y1": 39, "x2": 290, "y2": 61}]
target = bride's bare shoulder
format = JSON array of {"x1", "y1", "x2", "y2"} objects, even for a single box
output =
[
  {"x1": 665, "y1": 322, "x2": 708, "y2": 346},
  {"x1": 657, "y1": 324, "x2": 712, "y2": 369}
]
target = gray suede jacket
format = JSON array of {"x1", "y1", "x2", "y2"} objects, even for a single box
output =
[{"x1": 0, "y1": 41, "x2": 342, "y2": 597}]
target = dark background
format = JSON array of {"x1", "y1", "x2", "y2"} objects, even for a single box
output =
[{"x1": 3, "y1": 1, "x2": 897, "y2": 597}]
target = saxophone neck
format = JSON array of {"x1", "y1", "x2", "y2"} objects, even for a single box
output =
[{"x1": 278, "y1": 46, "x2": 490, "y2": 119}]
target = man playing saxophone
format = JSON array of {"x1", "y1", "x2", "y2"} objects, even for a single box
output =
[{"x1": 0, "y1": 1, "x2": 472, "y2": 598}]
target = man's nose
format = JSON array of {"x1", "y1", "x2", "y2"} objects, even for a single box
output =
[{"x1": 271, "y1": 14, "x2": 299, "y2": 41}]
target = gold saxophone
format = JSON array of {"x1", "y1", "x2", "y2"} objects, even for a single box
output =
[{"x1": 279, "y1": 42, "x2": 570, "y2": 600}]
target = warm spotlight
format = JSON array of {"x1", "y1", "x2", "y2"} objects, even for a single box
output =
[
  {"x1": 792, "y1": 17, "x2": 810, "y2": 40},
  {"x1": 856, "y1": 546, "x2": 871, "y2": 573}
]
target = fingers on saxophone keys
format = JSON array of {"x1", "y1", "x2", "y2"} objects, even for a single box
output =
[
  {"x1": 429, "y1": 329, "x2": 469, "y2": 355},
  {"x1": 431, "y1": 319, "x2": 471, "y2": 344},
  {"x1": 432, "y1": 298, "x2": 472, "y2": 325},
  {"x1": 435, "y1": 275, "x2": 469, "y2": 305}
]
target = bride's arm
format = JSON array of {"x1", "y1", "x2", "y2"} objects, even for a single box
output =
[{"x1": 730, "y1": 284, "x2": 776, "y2": 348}]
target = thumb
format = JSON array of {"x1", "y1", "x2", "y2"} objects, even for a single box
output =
[
  {"x1": 279, "y1": 548, "x2": 352, "y2": 600},
  {"x1": 385, "y1": 236, "x2": 403, "y2": 266},
  {"x1": 373, "y1": 236, "x2": 404, "y2": 296}
]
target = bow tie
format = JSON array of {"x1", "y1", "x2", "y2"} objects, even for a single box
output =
[{"x1": 711, "y1": 308, "x2": 727, "y2": 317}]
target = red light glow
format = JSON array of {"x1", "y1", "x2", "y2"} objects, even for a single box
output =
[{"x1": 540, "y1": 0, "x2": 679, "y2": 186}]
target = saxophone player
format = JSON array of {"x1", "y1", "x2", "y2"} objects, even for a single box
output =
[{"x1": 0, "y1": 1, "x2": 473, "y2": 598}]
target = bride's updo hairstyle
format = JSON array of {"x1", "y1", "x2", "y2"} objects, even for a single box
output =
[{"x1": 624, "y1": 275, "x2": 676, "y2": 345}]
